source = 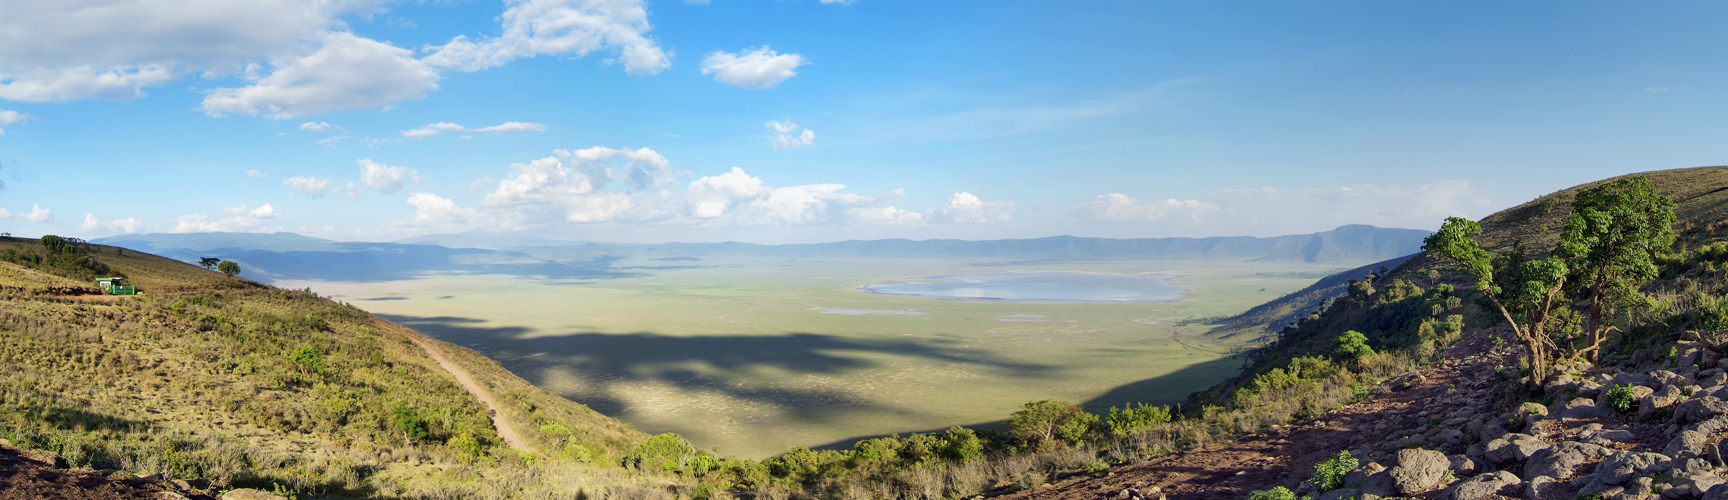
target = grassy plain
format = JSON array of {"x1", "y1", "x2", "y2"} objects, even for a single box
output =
[{"x1": 277, "y1": 256, "x2": 1344, "y2": 458}]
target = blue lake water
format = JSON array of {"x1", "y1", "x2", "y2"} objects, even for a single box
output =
[{"x1": 864, "y1": 272, "x2": 1184, "y2": 302}]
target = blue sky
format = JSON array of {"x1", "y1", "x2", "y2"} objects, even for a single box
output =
[{"x1": 0, "y1": 1, "x2": 1723, "y2": 244}]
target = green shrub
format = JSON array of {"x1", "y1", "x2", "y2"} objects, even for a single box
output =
[
  {"x1": 937, "y1": 426, "x2": 984, "y2": 463},
  {"x1": 1309, "y1": 450, "x2": 1358, "y2": 492},
  {"x1": 1106, "y1": 402, "x2": 1172, "y2": 438},
  {"x1": 1605, "y1": 384, "x2": 1637, "y2": 414},
  {"x1": 626, "y1": 433, "x2": 697, "y2": 473},
  {"x1": 1334, "y1": 331, "x2": 1375, "y2": 360},
  {"x1": 391, "y1": 402, "x2": 430, "y2": 442},
  {"x1": 1248, "y1": 486, "x2": 1303, "y2": 500},
  {"x1": 287, "y1": 346, "x2": 325, "y2": 374},
  {"x1": 447, "y1": 432, "x2": 483, "y2": 459}
]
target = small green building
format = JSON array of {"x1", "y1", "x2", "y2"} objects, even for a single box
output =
[{"x1": 95, "y1": 278, "x2": 136, "y2": 295}]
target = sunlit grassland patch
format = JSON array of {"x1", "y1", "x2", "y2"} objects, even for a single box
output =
[{"x1": 278, "y1": 256, "x2": 1345, "y2": 458}]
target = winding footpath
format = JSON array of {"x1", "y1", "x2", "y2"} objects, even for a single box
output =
[{"x1": 373, "y1": 317, "x2": 534, "y2": 453}]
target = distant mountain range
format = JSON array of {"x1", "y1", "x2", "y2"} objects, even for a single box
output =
[{"x1": 95, "y1": 224, "x2": 1432, "y2": 283}]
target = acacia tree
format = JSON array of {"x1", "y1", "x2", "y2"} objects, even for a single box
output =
[
  {"x1": 1557, "y1": 176, "x2": 1676, "y2": 362},
  {"x1": 217, "y1": 260, "x2": 241, "y2": 277},
  {"x1": 199, "y1": 257, "x2": 220, "y2": 270},
  {"x1": 1008, "y1": 400, "x2": 1097, "y2": 450},
  {"x1": 1423, "y1": 217, "x2": 1567, "y2": 389}
]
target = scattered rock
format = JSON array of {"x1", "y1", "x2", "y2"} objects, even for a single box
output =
[
  {"x1": 1525, "y1": 476, "x2": 1560, "y2": 500},
  {"x1": 1487, "y1": 434, "x2": 1549, "y2": 466},
  {"x1": 1606, "y1": 372, "x2": 1652, "y2": 389},
  {"x1": 1448, "y1": 454, "x2": 1477, "y2": 475},
  {"x1": 1523, "y1": 441, "x2": 1611, "y2": 480},
  {"x1": 1360, "y1": 469, "x2": 1396, "y2": 498},
  {"x1": 1676, "y1": 397, "x2": 1728, "y2": 425},
  {"x1": 1318, "y1": 488, "x2": 1358, "y2": 500},
  {"x1": 1666, "y1": 429, "x2": 1710, "y2": 458},
  {"x1": 1554, "y1": 398, "x2": 1601, "y2": 419},
  {"x1": 1652, "y1": 370, "x2": 1687, "y2": 388},
  {"x1": 1390, "y1": 448, "x2": 1452, "y2": 495},
  {"x1": 1591, "y1": 451, "x2": 1672, "y2": 486},
  {"x1": 1643, "y1": 385, "x2": 1688, "y2": 419},
  {"x1": 1446, "y1": 471, "x2": 1520, "y2": 500}
]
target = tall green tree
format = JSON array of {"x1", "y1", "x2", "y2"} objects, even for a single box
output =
[
  {"x1": 1423, "y1": 217, "x2": 1567, "y2": 389},
  {"x1": 199, "y1": 257, "x2": 220, "y2": 270},
  {"x1": 217, "y1": 260, "x2": 241, "y2": 277},
  {"x1": 1557, "y1": 176, "x2": 1676, "y2": 361}
]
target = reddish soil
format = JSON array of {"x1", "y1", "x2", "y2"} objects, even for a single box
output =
[
  {"x1": 0, "y1": 446, "x2": 216, "y2": 500},
  {"x1": 1007, "y1": 330, "x2": 1514, "y2": 500}
]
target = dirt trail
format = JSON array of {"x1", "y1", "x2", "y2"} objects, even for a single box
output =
[
  {"x1": 1005, "y1": 329, "x2": 1509, "y2": 500},
  {"x1": 373, "y1": 317, "x2": 534, "y2": 453}
]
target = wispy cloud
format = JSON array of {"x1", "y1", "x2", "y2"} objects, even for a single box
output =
[
  {"x1": 702, "y1": 46, "x2": 807, "y2": 90},
  {"x1": 402, "y1": 121, "x2": 546, "y2": 138}
]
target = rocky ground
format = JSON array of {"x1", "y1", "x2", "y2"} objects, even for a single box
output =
[
  {"x1": 0, "y1": 441, "x2": 295, "y2": 500},
  {"x1": 1011, "y1": 328, "x2": 1728, "y2": 500}
]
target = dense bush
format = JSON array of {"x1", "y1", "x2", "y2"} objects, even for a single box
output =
[
  {"x1": 1106, "y1": 403, "x2": 1172, "y2": 439},
  {"x1": 1309, "y1": 450, "x2": 1357, "y2": 492}
]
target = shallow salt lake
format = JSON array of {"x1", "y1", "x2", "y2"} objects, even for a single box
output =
[{"x1": 864, "y1": 272, "x2": 1184, "y2": 302}]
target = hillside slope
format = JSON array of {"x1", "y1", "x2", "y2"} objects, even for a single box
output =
[
  {"x1": 1018, "y1": 165, "x2": 1728, "y2": 500},
  {"x1": 1240, "y1": 165, "x2": 1728, "y2": 386},
  {"x1": 0, "y1": 237, "x2": 668, "y2": 499}
]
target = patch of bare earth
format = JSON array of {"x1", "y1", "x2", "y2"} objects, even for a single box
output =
[{"x1": 0, "y1": 446, "x2": 218, "y2": 500}]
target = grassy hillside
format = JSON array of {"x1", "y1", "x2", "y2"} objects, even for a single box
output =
[
  {"x1": 1221, "y1": 165, "x2": 1728, "y2": 400},
  {"x1": 1205, "y1": 254, "x2": 1419, "y2": 343},
  {"x1": 0, "y1": 236, "x2": 669, "y2": 498}
]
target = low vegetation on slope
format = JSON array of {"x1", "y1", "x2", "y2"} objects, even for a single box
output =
[{"x1": 0, "y1": 236, "x2": 666, "y2": 498}]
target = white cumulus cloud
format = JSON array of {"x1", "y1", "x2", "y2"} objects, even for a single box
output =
[
  {"x1": 0, "y1": 1, "x2": 374, "y2": 102},
  {"x1": 687, "y1": 167, "x2": 771, "y2": 218},
  {"x1": 406, "y1": 192, "x2": 477, "y2": 225},
  {"x1": 765, "y1": 120, "x2": 815, "y2": 150},
  {"x1": 202, "y1": 32, "x2": 439, "y2": 118},
  {"x1": 931, "y1": 192, "x2": 1013, "y2": 223},
  {"x1": 684, "y1": 167, "x2": 903, "y2": 226},
  {"x1": 250, "y1": 203, "x2": 278, "y2": 219},
  {"x1": 246, "y1": 169, "x2": 266, "y2": 179},
  {"x1": 423, "y1": 0, "x2": 671, "y2": 76},
  {"x1": 21, "y1": 204, "x2": 52, "y2": 223},
  {"x1": 299, "y1": 121, "x2": 333, "y2": 132},
  {"x1": 283, "y1": 176, "x2": 337, "y2": 197},
  {"x1": 80, "y1": 213, "x2": 145, "y2": 234},
  {"x1": 701, "y1": 47, "x2": 807, "y2": 90},
  {"x1": 357, "y1": 159, "x2": 421, "y2": 194},
  {"x1": 0, "y1": 110, "x2": 27, "y2": 135},
  {"x1": 1069, "y1": 194, "x2": 1218, "y2": 223},
  {"x1": 481, "y1": 147, "x2": 675, "y2": 226}
]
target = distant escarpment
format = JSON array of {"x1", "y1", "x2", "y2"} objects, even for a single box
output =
[{"x1": 95, "y1": 224, "x2": 1430, "y2": 283}]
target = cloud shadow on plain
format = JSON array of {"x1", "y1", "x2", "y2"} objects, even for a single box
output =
[{"x1": 381, "y1": 314, "x2": 1056, "y2": 424}]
